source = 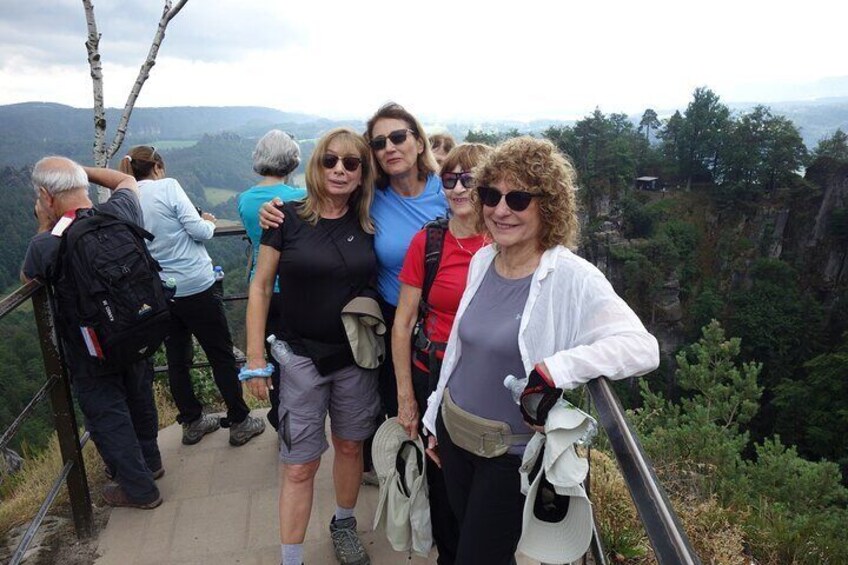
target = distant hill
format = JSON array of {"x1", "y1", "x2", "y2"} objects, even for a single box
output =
[{"x1": 0, "y1": 103, "x2": 329, "y2": 167}]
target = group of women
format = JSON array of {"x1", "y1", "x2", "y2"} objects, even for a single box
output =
[{"x1": 124, "y1": 100, "x2": 659, "y2": 565}]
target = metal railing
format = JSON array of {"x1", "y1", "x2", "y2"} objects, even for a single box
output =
[
  {"x1": 0, "y1": 280, "x2": 92, "y2": 565},
  {"x1": 1, "y1": 225, "x2": 700, "y2": 565},
  {"x1": 587, "y1": 377, "x2": 701, "y2": 564}
]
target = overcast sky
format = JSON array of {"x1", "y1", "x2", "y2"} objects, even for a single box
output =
[{"x1": 1, "y1": 0, "x2": 847, "y2": 123}]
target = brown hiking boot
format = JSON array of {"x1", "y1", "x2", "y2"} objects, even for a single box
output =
[
  {"x1": 104, "y1": 466, "x2": 165, "y2": 481},
  {"x1": 101, "y1": 483, "x2": 162, "y2": 510}
]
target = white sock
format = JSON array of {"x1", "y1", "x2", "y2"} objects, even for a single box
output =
[
  {"x1": 335, "y1": 505, "x2": 355, "y2": 521},
  {"x1": 282, "y1": 543, "x2": 303, "y2": 565}
]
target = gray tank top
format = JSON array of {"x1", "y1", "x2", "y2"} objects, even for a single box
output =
[{"x1": 448, "y1": 262, "x2": 532, "y2": 453}]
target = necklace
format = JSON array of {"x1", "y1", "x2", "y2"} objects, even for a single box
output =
[{"x1": 450, "y1": 231, "x2": 476, "y2": 257}]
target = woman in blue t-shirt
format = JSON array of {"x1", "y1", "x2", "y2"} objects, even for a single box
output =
[
  {"x1": 238, "y1": 130, "x2": 305, "y2": 431},
  {"x1": 259, "y1": 102, "x2": 448, "y2": 484}
]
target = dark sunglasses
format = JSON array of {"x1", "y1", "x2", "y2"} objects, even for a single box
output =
[
  {"x1": 369, "y1": 128, "x2": 416, "y2": 151},
  {"x1": 321, "y1": 153, "x2": 362, "y2": 172},
  {"x1": 476, "y1": 186, "x2": 542, "y2": 212},
  {"x1": 441, "y1": 171, "x2": 474, "y2": 190}
]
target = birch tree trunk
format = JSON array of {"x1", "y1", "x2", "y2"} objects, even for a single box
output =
[{"x1": 82, "y1": 0, "x2": 189, "y2": 202}]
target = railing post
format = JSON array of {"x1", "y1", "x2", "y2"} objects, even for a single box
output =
[
  {"x1": 32, "y1": 286, "x2": 93, "y2": 539},
  {"x1": 587, "y1": 377, "x2": 700, "y2": 565}
]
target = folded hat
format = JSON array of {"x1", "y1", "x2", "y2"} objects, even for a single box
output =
[
  {"x1": 341, "y1": 296, "x2": 386, "y2": 370},
  {"x1": 371, "y1": 418, "x2": 433, "y2": 557},
  {"x1": 518, "y1": 446, "x2": 593, "y2": 563}
]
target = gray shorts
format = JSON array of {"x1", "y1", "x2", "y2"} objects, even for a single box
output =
[{"x1": 277, "y1": 352, "x2": 380, "y2": 465}]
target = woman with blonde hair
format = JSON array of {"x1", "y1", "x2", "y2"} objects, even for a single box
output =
[
  {"x1": 243, "y1": 128, "x2": 380, "y2": 565},
  {"x1": 422, "y1": 137, "x2": 660, "y2": 564}
]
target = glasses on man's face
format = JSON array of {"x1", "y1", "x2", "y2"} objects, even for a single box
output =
[
  {"x1": 369, "y1": 128, "x2": 415, "y2": 151},
  {"x1": 476, "y1": 186, "x2": 541, "y2": 212},
  {"x1": 441, "y1": 171, "x2": 474, "y2": 190},
  {"x1": 321, "y1": 153, "x2": 362, "y2": 172}
]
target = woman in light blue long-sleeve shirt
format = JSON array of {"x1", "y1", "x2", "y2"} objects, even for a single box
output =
[{"x1": 120, "y1": 146, "x2": 265, "y2": 448}]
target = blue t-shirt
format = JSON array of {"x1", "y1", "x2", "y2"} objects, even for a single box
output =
[
  {"x1": 371, "y1": 173, "x2": 448, "y2": 306},
  {"x1": 237, "y1": 183, "x2": 306, "y2": 289}
]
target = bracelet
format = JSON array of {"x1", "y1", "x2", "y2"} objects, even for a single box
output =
[{"x1": 238, "y1": 363, "x2": 274, "y2": 381}]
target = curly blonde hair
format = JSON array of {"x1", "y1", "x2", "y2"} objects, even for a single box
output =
[{"x1": 472, "y1": 136, "x2": 579, "y2": 250}]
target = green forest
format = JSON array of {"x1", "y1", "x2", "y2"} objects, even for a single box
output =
[{"x1": 1, "y1": 88, "x2": 847, "y2": 561}]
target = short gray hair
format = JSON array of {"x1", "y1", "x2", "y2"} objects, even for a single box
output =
[
  {"x1": 252, "y1": 130, "x2": 300, "y2": 178},
  {"x1": 31, "y1": 156, "x2": 88, "y2": 196}
]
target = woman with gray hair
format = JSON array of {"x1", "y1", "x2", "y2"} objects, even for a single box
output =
[{"x1": 238, "y1": 130, "x2": 305, "y2": 430}]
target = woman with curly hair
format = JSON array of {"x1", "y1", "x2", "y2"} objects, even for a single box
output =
[{"x1": 421, "y1": 137, "x2": 659, "y2": 564}]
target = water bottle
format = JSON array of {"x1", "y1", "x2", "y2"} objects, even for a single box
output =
[
  {"x1": 266, "y1": 334, "x2": 292, "y2": 366},
  {"x1": 503, "y1": 374, "x2": 528, "y2": 404},
  {"x1": 163, "y1": 276, "x2": 177, "y2": 301},
  {"x1": 213, "y1": 265, "x2": 224, "y2": 292}
]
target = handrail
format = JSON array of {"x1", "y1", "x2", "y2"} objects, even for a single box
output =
[
  {"x1": 0, "y1": 281, "x2": 92, "y2": 562},
  {"x1": 587, "y1": 377, "x2": 701, "y2": 564},
  {"x1": 3, "y1": 224, "x2": 696, "y2": 565}
]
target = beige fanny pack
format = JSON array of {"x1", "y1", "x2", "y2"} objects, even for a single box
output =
[{"x1": 441, "y1": 388, "x2": 532, "y2": 458}]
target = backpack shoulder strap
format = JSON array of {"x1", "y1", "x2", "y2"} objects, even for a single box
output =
[{"x1": 421, "y1": 217, "x2": 449, "y2": 305}]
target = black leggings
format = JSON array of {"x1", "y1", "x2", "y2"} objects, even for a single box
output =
[{"x1": 437, "y1": 411, "x2": 524, "y2": 565}]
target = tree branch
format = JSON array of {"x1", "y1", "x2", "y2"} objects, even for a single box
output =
[{"x1": 105, "y1": 0, "x2": 189, "y2": 163}]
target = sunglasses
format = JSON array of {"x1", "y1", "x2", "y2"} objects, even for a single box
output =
[
  {"x1": 441, "y1": 171, "x2": 474, "y2": 190},
  {"x1": 369, "y1": 128, "x2": 416, "y2": 151},
  {"x1": 321, "y1": 153, "x2": 362, "y2": 172},
  {"x1": 476, "y1": 186, "x2": 542, "y2": 212}
]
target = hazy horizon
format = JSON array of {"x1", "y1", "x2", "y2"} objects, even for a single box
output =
[{"x1": 2, "y1": 0, "x2": 848, "y2": 123}]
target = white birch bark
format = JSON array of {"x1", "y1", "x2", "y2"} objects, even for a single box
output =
[{"x1": 82, "y1": 0, "x2": 189, "y2": 201}]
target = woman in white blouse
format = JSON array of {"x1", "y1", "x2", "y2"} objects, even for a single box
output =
[{"x1": 421, "y1": 137, "x2": 659, "y2": 565}]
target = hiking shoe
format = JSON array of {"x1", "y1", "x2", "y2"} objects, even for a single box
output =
[
  {"x1": 101, "y1": 483, "x2": 162, "y2": 510},
  {"x1": 104, "y1": 466, "x2": 165, "y2": 481},
  {"x1": 360, "y1": 470, "x2": 379, "y2": 487},
  {"x1": 329, "y1": 516, "x2": 370, "y2": 565},
  {"x1": 229, "y1": 415, "x2": 266, "y2": 446},
  {"x1": 182, "y1": 413, "x2": 221, "y2": 445}
]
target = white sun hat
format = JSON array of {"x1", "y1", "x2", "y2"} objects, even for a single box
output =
[
  {"x1": 518, "y1": 455, "x2": 594, "y2": 563},
  {"x1": 371, "y1": 418, "x2": 433, "y2": 558}
]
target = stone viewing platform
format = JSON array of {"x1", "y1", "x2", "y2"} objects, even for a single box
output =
[{"x1": 93, "y1": 409, "x2": 537, "y2": 564}]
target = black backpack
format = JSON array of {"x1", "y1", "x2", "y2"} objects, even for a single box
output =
[
  {"x1": 54, "y1": 208, "x2": 172, "y2": 369},
  {"x1": 411, "y1": 217, "x2": 449, "y2": 390}
]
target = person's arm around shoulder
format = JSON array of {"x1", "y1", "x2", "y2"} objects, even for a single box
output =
[
  {"x1": 82, "y1": 166, "x2": 138, "y2": 195},
  {"x1": 258, "y1": 198, "x2": 286, "y2": 230}
]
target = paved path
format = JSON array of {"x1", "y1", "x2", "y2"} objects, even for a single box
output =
[{"x1": 94, "y1": 409, "x2": 537, "y2": 565}]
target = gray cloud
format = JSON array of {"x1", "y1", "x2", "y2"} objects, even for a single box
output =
[{"x1": 0, "y1": 0, "x2": 303, "y2": 68}]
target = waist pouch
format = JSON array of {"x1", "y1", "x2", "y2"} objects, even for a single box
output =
[
  {"x1": 441, "y1": 388, "x2": 532, "y2": 458},
  {"x1": 291, "y1": 337, "x2": 354, "y2": 376}
]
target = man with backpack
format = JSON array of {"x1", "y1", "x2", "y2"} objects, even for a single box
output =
[{"x1": 21, "y1": 156, "x2": 164, "y2": 509}]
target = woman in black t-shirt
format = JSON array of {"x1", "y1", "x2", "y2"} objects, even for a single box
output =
[{"x1": 243, "y1": 128, "x2": 380, "y2": 565}]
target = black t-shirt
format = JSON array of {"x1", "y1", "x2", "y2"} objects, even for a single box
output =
[
  {"x1": 22, "y1": 189, "x2": 144, "y2": 372},
  {"x1": 260, "y1": 201, "x2": 376, "y2": 349}
]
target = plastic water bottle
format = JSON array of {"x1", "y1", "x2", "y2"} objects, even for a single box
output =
[
  {"x1": 163, "y1": 276, "x2": 177, "y2": 300},
  {"x1": 503, "y1": 374, "x2": 528, "y2": 404},
  {"x1": 266, "y1": 334, "x2": 292, "y2": 366},
  {"x1": 213, "y1": 265, "x2": 224, "y2": 292}
]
